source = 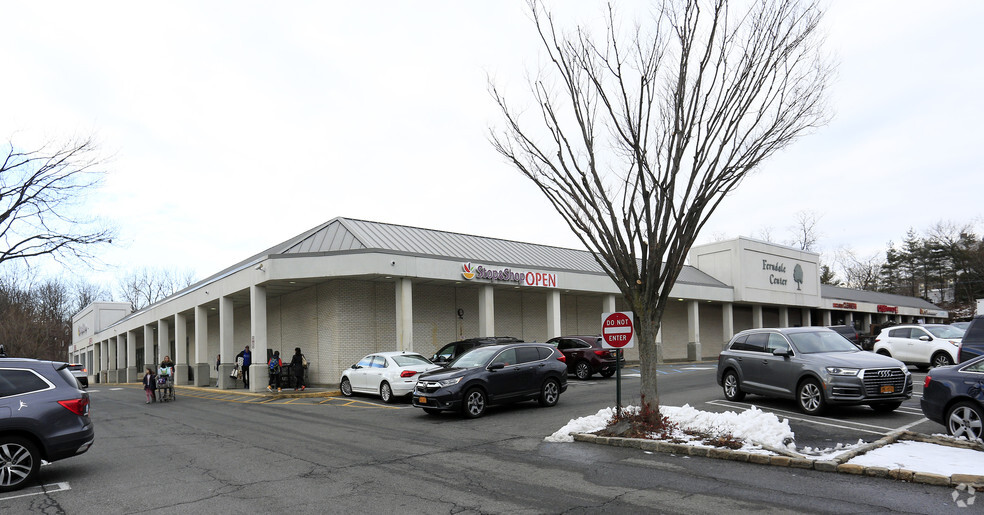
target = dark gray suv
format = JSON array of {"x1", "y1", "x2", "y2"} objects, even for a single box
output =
[
  {"x1": 0, "y1": 358, "x2": 94, "y2": 491},
  {"x1": 716, "y1": 327, "x2": 912, "y2": 415}
]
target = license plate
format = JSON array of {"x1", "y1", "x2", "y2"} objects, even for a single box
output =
[
  {"x1": 418, "y1": 396, "x2": 427, "y2": 404},
  {"x1": 880, "y1": 385, "x2": 894, "y2": 394}
]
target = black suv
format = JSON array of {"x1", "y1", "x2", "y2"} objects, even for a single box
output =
[
  {"x1": 826, "y1": 325, "x2": 861, "y2": 347},
  {"x1": 413, "y1": 343, "x2": 568, "y2": 418},
  {"x1": 958, "y1": 315, "x2": 984, "y2": 362},
  {"x1": 545, "y1": 335, "x2": 621, "y2": 380},
  {"x1": 430, "y1": 337, "x2": 523, "y2": 364},
  {"x1": 0, "y1": 358, "x2": 94, "y2": 491}
]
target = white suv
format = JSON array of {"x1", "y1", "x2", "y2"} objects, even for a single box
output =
[{"x1": 873, "y1": 324, "x2": 961, "y2": 370}]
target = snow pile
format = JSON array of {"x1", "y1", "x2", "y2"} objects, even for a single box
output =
[
  {"x1": 662, "y1": 404, "x2": 795, "y2": 450},
  {"x1": 545, "y1": 404, "x2": 795, "y2": 450},
  {"x1": 545, "y1": 406, "x2": 618, "y2": 443},
  {"x1": 847, "y1": 441, "x2": 984, "y2": 476}
]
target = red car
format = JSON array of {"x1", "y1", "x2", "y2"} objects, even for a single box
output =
[{"x1": 546, "y1": 335, "x2": 621, "y2": 380}]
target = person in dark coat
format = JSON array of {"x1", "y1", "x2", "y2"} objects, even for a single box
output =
[{"x1": 289, "y1": 347, "x2": 306, "y2": 391}]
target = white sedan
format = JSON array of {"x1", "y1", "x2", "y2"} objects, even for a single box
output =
[{"x1": 339, "y1": 351, "x2": 441, "y2": 403}]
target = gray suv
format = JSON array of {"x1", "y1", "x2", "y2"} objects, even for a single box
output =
[
  {"x1": 0, "y1": 358, "x2": 94, "y2": 491},
  {"x1": 716, "y1": 327, "x2": 912, "y2": 415}
]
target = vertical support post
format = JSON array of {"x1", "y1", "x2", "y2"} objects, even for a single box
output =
[
  {"x1": 175, "y1": 313, "x2": 189, "y2": 385},
  {"x1": 687, "y1": 300, "x2": 701, "y2": 361},
  {"x1": 478, "y1": 285, "x2": 494, "y2": 337},
  {"x1": 195, "y1": 305, "x2": 210, "y2": 386},
  {"x1": 127, "y1": 329, "x2": 138, "y2": 382},
  {"x1": 396, "y1": 278, "x2": 413, "y2": 352},
  {"x1": 546, "y1": 290, "x2": 561, "y2": 340},
  {"x1": 218, "y1": 296, "x2": 236, "y2": 389},
  {"x1": 722, "y1": 302, "x2": 734, "y2": 347},
  {"x1": 752, "y1": 305, "x2": 763, "y2": 328},
  {"x1": 249, "y1": 285, "x2": 268, "y2": 393}
]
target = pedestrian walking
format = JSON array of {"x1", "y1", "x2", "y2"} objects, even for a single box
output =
[
  {"x1": 289, "y1": 347, "x2": 307, "y2": 391},
  {"x1": 267, "y1": 351, "x2": 283, "y2": 392},
  {"x1": 142, "y1": 367, "x2": 157, "y2": 403},
  {"x1": 235, "y1": 345, "x2": 251, "y2": 388}
]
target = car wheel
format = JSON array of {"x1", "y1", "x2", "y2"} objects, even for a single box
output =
[
  {"x1": 462, "y1": 388, "x2": 487, "y2": 418},
  {"x1": 931, "y1": 352, "x2": 954, "y2": 368},
  {"x1": 869, "y1": 401, "x2": 902, "y2": 413},
  {"x1": 876, "y1": 349, "x2": 892, "y2": 358},
  {"x1": 797, "y1": 378, "x2": 826, "y2": 415},
  {"x1": 600, "y1": 369, "x2": 616, "y2": 378},
  {"x1": 575, "y1": 361, "x2": 592, "y2": 380},
  {"x1": 946, "y1": 401, "x2": 984, "y2": 441},
  {"x1": 423, "y1": 408, "x2": 442, "y2": 416},
  {"x1": 340, "y1": 377, "x2": 353, "y2": 397},
  {"x1": 0, "y1": 437, "x2": 40, "y2": 492},
  {"x1": 538, "y1": 378, "x2": 561, "y2": 407},
  {"x1": 380, "y1": 382, "x2": 393, "y2": 403},
  {"x1": 722, "y1": 370, "x2": 746, "y2": 401}
]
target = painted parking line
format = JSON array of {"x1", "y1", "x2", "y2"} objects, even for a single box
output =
[{"x1": 0, "y1": 482, "x2": 71, "y2": 501}]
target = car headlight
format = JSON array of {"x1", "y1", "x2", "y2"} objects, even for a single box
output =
[
  {"x1": 948, "y1": 340, "x2": 960, "y2": 347},
  {"x1": 826, "y1": 367, "x2": 860, "y2": 376},
  {"x1": 438, "y1": 377, "x2": 463, "y2": 387}
]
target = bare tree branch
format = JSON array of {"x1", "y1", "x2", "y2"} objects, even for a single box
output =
[
  {"x1": 491, "y1": 0, "x2": 832, "y2": 410},
  {"x1": 0, "y1": 137, "x2": 116, "y2": 268}
]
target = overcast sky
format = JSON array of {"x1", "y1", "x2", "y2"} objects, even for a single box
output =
[{"x1": 2, "y1": 1, "x2": 982, "y2": 288}]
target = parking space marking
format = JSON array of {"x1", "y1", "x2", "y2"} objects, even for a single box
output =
[
  {"x1": 896, "y1": 417, "x2": 931, "y2": 432},
  {"x1": 0, "y1": 482, "x2": 71, "y2": 501}
]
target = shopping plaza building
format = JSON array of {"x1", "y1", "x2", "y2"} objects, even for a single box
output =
[{"x1": 70, "y1": 217, "x2": 948, "y2": 391}]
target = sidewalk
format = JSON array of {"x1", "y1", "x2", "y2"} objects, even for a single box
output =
[{"x1": 101, "y1": 382, "x2": 341, "y2": 399}]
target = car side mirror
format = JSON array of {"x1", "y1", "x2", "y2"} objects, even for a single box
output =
[
  {"x1": 351, "y1": 364, "x2": 360, "y2": 369},
  {"x1": 488, "y1": 362, "x2": 505, "y2": 371},
  {"x1": 919, "y1": 335, "x2": 931, "y2": 342},
  {"x1": 772, "y1": 348, "x2": 792, "y2": 358}
]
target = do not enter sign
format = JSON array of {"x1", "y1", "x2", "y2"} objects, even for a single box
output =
[{"x1": 601, "y1": 311, "x2": 635, "y2": 349}]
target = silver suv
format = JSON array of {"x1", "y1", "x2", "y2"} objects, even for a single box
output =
[
  {"x1": 716, "y1": 327, "x2": 912, "y2": 415},
  {"x1": 0, "y1": 358, "x2": 94, "y2": 492}
]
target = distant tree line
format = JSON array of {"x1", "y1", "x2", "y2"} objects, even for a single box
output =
[
  {"x1": 0, "y1": 267, "x2": 195, "y2": 361},
  {"x1": 827, "y1": 221, "x2": 984, "y2": 316}
]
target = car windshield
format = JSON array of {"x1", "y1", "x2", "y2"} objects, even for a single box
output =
[
  {"x1": 787, "y1": 331, "x2": 860, "y2": 353},
  {"x1": 392, "y1": 354, "x2": 431, "y2": 367},
  {"x1": 448, "y1": 347, "x2": 500, "y2": 368},
  {"x1": 926, "y1": 326, "x2": 964, "y2": 338}
]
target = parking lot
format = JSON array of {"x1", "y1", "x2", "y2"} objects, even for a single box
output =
[
  {"x1": 121, "y1": 363, "x2": 943, "y2": 450},
  {"x1": 2, "y1": 363, "x2": 964, "y2": 514}
]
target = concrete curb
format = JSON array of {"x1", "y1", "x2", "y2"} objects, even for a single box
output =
[{"x1": 572, "y1": 430, "x2": 984, "y2": 488}]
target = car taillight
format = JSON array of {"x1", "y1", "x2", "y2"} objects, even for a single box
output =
[
  {"x1": 923, "y1": 375, "x2": 932, "y2": 389},
  {"x1": 594, "y1": 350, "x2": 609, "y2": 357},
  {"x1": 556, "y1": 353, "x2": 566, "y2": 363},
  {"x1": 58, "y1": 397, "x2": 89, "y2": 416},
  {"x1": 82, "y1": 368, "x2": 87, "y2": 373},
  {"x1": 400, "y1": 370, "x2": 418, "y2": 378}
]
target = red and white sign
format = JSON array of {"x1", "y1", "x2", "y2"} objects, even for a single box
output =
[{"x1": 601, "y1": 312, "x2": 635, "y2": 349}]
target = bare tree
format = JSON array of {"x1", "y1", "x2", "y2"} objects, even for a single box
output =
[
  {"x1": 491, "y1": 0, "x2": 831, "y2": 412},
  {"x1": 116, "y1": 267, "x2": 196, "y2": 310},
  {"x1": 787, "y1": 210, "x2": 822, "y2": 251},
  {"x1": 835, "y1": 247, "x2": 882, "y2": 290},
  {"x1": 0, "y1": 137, "x2": 116, "y2": 267},
  {"x1": 70, "y1": 278, "x2": 112, "y2": 316}
]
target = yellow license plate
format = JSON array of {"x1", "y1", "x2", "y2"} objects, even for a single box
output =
[
  {"x1": 418, "y1": 396, "x2": 427, "y2": 404},
  {"x1": 880, "y1": 385, "x2": 894, "y2": 394}
]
